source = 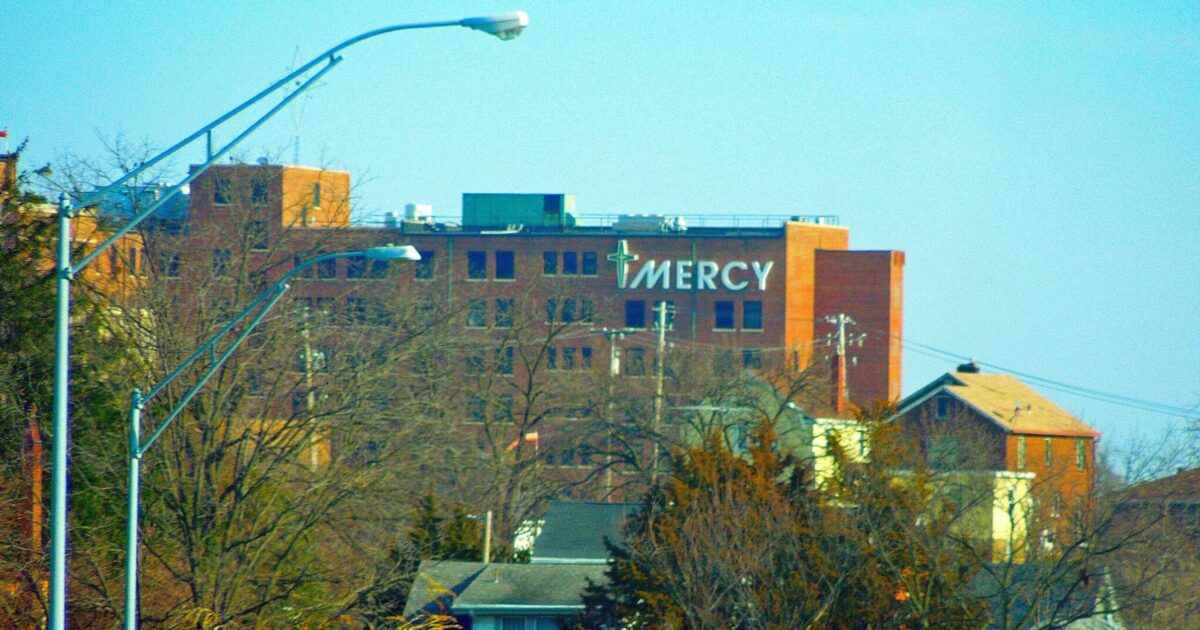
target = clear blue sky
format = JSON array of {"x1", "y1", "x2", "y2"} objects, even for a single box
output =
[{"x1": 4, "y1": 2, "x2": 1198, "y2": 461}]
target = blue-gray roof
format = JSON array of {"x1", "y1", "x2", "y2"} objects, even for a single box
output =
[
  {"x1": 531, "y1": 501, "x2": 637, "y2": 563},
  {"x1": 402, "y1": 560, "x2": 607, "y2": 619}
]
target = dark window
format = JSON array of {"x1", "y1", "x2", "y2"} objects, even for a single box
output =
[
  {"x1": 743, "y1": 301, "x2": 763, "y2": 330},
  {"x1": 247, "y1": 220, "x2": 268, "y2": 251},
  {"x1": 715, "y1": 301, "x2": 735, "y2": 330},
  {"x1": 369, "y1": 259, "x2": 389, "y2": 279},
  {"x1": 346, "y1": 257, "x2": 368, "y2": 279},
  {"x1": 467, "y1": 395, "x2": 487, "y2": 422},
  {"x1": 369, "y1": 299, "x2": 391, "y2": 326},
  {"x1": 128, "y1": 247, "x2": 139, "y2": 274},
  {"x1": 562, "y1": 347, "x2": 576, "y2": 370},
  {"x1": 495, "y1": 393, "x2": 514, "y2": 421},
  {"x1": 582, "y1": 252, "x2": 598, "y2": 275},
  {"x1": 741, "y1": 348, "x2": 762, "y2": 369},
  {"x1": 467, "y1": 299, "x2": 487, "y2": 328},
  {"x1": 291, "y1": 390, "x2": 308, "y2": 414},
  {"x1": 108, "y1": 248, "x2": 120, "y2": 277},
  {"x1": 415, "y1": 250, "x2": 435, "y2": 279},
  {"x1": 496, "y1": 347, "x2": 514, "y2": 375},
  {"x1": 317, "y1": 252, "x2": 337, "y2": 279},
  {"x1": 562, "y1": 251, "x2": 578, "y2": 275},
  {"x1": 543, "y1": 251, "x2": 557, "y2": 275},
  {"x1": 213, "y1": 178, "x2": 230, "y2": 204},
  {"x1": 580, "y1": 299, "x2": 594, "y2": 323},
  {"x1": 251, "y1": 179, "x2": 268, "y2": 205},
  {"x1": 495, "y1": 251, "x2": 515, "y2": 280},
  {"x1": 315, "y1": 297, "x2": 333, "y2": 316},
  {"x1": 561, "y1": 298, "x2": 577, "y2": 323},
  {"x1": 211, "y1": 249, "x2": 231, "y2": 277},
  {"x1": 1045, "y1": 437, "x2": 1053, "y2": 468},
  {"x1": 294, "y1": 255, "x2": 313, "y2": 279},
  {"x1": 625, "y1": 300, "x2": 646, "y2": 329},
  {"x1": 935, "y1": 396, "x2": 952, "y2": 419},
  {"x1": 546, "y1": 299, "x2": 558, "y2": 324},
  {"x1": 312, "y1": 182, "x2": 321, "y2": 207},
  {"x1": 495, "y1": 299, "x2": 513, "y2": 327},
  {"x1": 467, "y1": 251, "x2": 487, "y2": 279},
  {"x1": 547, "y1": 347, "x2": 558, "y2": 370},
  {"x1": 465, "y1": 347, "x2": 485, "y2": 375},
  {"x1": 581, "y1": 346, "x2": 593, "y2": 368},
  {"x1": 653, "y1": 300, "x2": 675, "y2": 331},
  {"x1": 165, "y1": 253, "x2": 181, "y2": 278},
  {"x1": 625, "y1": 347, "x2": 645, "y2": 376},
  {"x1": 1076, "y1": 438, "x2": 1087, "y2": 470},
  {"x1": 345, "y1": 297, "x2": 367, "y2": 325}
]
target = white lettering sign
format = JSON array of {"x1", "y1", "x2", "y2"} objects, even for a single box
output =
[{"x1": 610, "y1": 242, "x2": 774, "y2": 292}]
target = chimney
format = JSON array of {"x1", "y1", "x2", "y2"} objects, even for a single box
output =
[{"x1": 957, "y1": 359, "x2": 981, "y2": 373}]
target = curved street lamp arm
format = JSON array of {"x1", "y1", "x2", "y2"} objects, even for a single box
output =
[{"x1": 75, "y1": 58, "x2": 340, "y2": 271}]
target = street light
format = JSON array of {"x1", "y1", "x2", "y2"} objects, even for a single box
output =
[
  {"x1": 122, "y1": 246, "x2": 418, "y2": 630},
  {"x1": 48, "y1": 12, "x2": 526, "y2": 629}
]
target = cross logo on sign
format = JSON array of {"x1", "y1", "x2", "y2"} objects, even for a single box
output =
[{"x1": 607, "y1": 239, "x2": 639, "y2": 289}]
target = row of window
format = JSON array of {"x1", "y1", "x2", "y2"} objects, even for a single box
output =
[
  {"x1": 621, "y1": 299, "x2": 764, "y2": 331},
  {"x1": 546, "y1": 346, "x2": 594, "y2": 371},
  {"x1": 1015, "y1": 436, "x2": 1088, "y2": 471},
  {"x1": 212, "y1": 179, "x2": 320, "y2": 208},
  {"x1": 543, "y1": 251, "x2": 598, "y2": 276},
  {"x1": 292, "y1": 296, "x2": 391, "y2": 326}
]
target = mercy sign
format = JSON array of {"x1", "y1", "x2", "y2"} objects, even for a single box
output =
[{"x1": 608, "y1": 240, "x2": 774, "y2": 292}]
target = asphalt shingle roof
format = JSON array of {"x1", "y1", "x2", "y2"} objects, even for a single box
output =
[
  {"x1": 938, "y1": 372, "x2": 1099, "y2": 438},
  {"x1": 403, "y1": 560, "x2": 606, "y2": 618},
  {"x1": 531, "y1": 501, "x2": 637, "y2": 562}
]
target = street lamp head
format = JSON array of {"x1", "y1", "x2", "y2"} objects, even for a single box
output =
[
  {"x1": 460, "y1": 11, "x2": 529, "y2": 41},
  {"x1": 364, "y1": 245, "x2": 421, "y2": 261}
]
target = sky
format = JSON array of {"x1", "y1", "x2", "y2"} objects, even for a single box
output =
[{"x1": 3, "y1": 2, "x2": 1198, "y2": 463}]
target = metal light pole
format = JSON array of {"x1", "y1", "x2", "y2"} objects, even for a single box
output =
[
  {"x1": 122, "y1": 247, "x2": 419, "y2": 630},
  {"x1": 48, "y1": 12, "x2": 528, "y2": 629}
]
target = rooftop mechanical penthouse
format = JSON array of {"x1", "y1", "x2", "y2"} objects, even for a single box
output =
[{"x1": 181, "y1": 164, "x2": 905, "y2": 408}]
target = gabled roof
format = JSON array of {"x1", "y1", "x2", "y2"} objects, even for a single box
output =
[
  {"x1": 1122, "y1": 468, "x2": 1200, "y2": 504},
  {"x1": 899, "y1": 372, "x2": 1099, "y2": 438},
  {"x1": 531, "y1": 501, "x2": 637, "y2": 563},
  {"x1": 402, "y1": 560, "x2": 606, "y2": 618}
]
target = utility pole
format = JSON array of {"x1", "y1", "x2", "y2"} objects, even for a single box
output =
[
  {"x1": 823, "y1": 313, "x2": 865, "y2": 414},
  {"x1": 651, "y1": 301, "x2": 674, "y2": 484},
  {"x1": 596, "y1": 328, "x2": 628, "y2": 501}
]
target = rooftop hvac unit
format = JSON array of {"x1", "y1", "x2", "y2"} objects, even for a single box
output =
[
  {"x1": 614, "y1": 214, "x2": 687, "y2": 233},
  {"x1": 405, "y1": 203, "x2": 433, "y2": 222}
]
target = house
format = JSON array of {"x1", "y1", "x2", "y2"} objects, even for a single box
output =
[
  {"x1": 972, "y1": 563, "x2": 1125, "y2": 629},
  {"x1": 895, "y1": 363, "x2": 1100, "y2": 534}
]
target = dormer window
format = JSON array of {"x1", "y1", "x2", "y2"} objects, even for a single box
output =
[{"x1": 935, "y1": 395, "x2": 952, "y2": 419}]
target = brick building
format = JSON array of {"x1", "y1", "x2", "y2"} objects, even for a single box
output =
[
  {"x1": 894, "y1": 363, "x2": 1100, "y2": 533},
  {"x1": 180, "y1": 162, "x2": 905, "y2": 408}
]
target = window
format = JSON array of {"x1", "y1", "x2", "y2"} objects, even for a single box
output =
[
  {"x1": 369, "y1": 299, "x2": 391, "y2": 326},
  {"x1": 467, "y1": 251, "x2": 487, "y2": 279},
  {"x1": 543, "y1": 251, "x2": 557, "y2": 275},
  {"x1": 211, "y1": 249, "x2": 231, "y2": 277},
  {"x1": 743, "y1": 301, "x2": 763, "y2": 330},
  {"x1": 165, "y1": 253, "x2": 181, "y2": 278},
  {"x1": 312, "y1": 182, "x2": 321, "y2": 207},
  {"x1": 495, "y1": 250, "x2": 515, "y2": 280},
  {"x1": 562, "y1": 251, "x2": 578, "y2": 275},
  {"x1": 467, "y1": 299, "x2": 487, "y2": 328},
  {"x1": 1076, "y1": 438, "x2": 1087, "y2": 470},
  {"x1": 345, "y1": 297, "x2": 367, "y2": 325},
  {"x1": 495, "y1": 299, "x2": 513, "y2": 327},
  {"x1": 561, "y1": 298, "x2": 577, "y2": 323},
  {"x1": 653, "y1": 300, "x2": 675, "y2": 330},
  {"x1": 465, "y1": 347, "x2": 486, "y2": 375},
  {"x1": 248, "y1": 220, "x2": 268, "y2": 251},
  {"x1": 582, "y1": 251, "x2": 598, "y2": 275},
  {"x1": 625, "y1": 347, "x2": 645, "y2": 376},
  {"x1": 742, "y1": 348, "x2": 762, "y2": 369},
  {"x1": 547, "y1": 347, "x2": 558, "y2": 370},
  {"x1": 581, "y1": 346, "x2": 593, "y2": 369},
  {"x1": 715, "y1": 300, "x2": 735, "y2": 330},
  {"x1": 467, "y1": 395, "x2": 487, "y2": 423},
  {"x1": 213, "y1": 178, "x2": 231, "y2": 205},
  {"x1": 625, "y1": 300, "x2": 646, "y2": 329},
  {"x1": 1045, "y1": 437, "x2": 1053, "y2": 468},
  {"x1": 317, "y1": 252, "x2": 337, "y2": 279},
  {"x1": 108, "y1": 248, "x2": 120, "y2": 277},
  {"x1": 545, "y1": 299, "x2": 558, "y2": 324},
  {"x1": 1016, "y1": 436, "x2": 1027, "y2": 470},
  {"x1": 580, "y1": 299, "x2": 594, "y2": 323},
  {"x1": 935, "y1": 395, "x2": 952, "y2": 419},
  {"x1": 368, "y1": 259, "x2": 389, "y2": 279},
  {"x1": 291, "y1": 391, "x2": 309, "y2": 414},
  {"x1": 128, "y1": 247, "x2": 139, "y2": 275},
  {"x1": 346, "y1": 257, "x2": 368, "y2": 279},
  {"x1": 251, "y1": 178, "x2": 268, "y2": 205},
  {"x1": 315, "y1": 297, "x2": 333, "y2": 316},
  {"x1": 496, "y1": 347, "x2": 514, "y2": 375},
  {"x1": 415, "y1": 250, "x2": 435, "y2": 279},
  {"x1": 495, "y1": 393, "x2": 514, "y2": 421},
  {"x1": 294, "y1": 255, "x2": 313, "y2": 279},
  {"x1": 562, "y1": 347, "x2": 576, "y2": 370}
]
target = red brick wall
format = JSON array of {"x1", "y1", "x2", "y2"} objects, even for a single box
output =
[{"x1": 813, "y1": 250, "x2": 904, "y2": 406}]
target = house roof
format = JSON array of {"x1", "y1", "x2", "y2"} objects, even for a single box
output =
[
  {"x1": 531, "y1": 501, "x2": 637, "y2": 563},
  {"x1": 1122, "y1": 468, "x2": 1200, "y2": 504},
  {"x1": 900, "y1": 371, "x2": 1100, "y2": 438},
  {"x1": 402, "y1": 560, "x2": 606, "y2": 618},
  {"x1": 971, "y1": 563, "x2": 1122, "y2": 629}
]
